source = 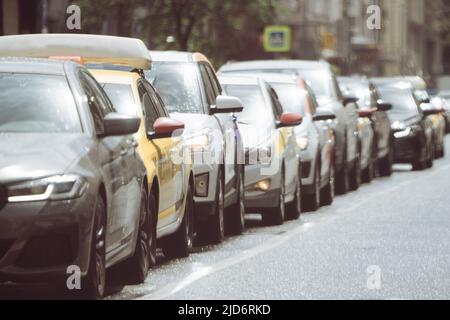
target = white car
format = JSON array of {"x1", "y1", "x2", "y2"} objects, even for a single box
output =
[{"x1": 146, "y1": 51, "x2": 246, "y2": 244}]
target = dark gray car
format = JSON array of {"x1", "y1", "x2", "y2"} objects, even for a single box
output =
[{"x1": 0, "y1": 58, "x2": 146, "y2": 299}]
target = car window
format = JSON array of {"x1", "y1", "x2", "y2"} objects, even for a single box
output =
[
  {"x1": 138, "y1": 82, "x2": 159, "y2": 132},
  {"x1": 0, "y1": 73, "x2": 81, "y2": 133},
  {"x1": 80, "y1": 72, "x2": 106, "y2": 134},
  {"x1": 270, "y1": 83, "x2": 307, "y2": 116},
  {"x1": 305, "y1": 84, "x2": 318, "y2": 115},
  {"x1": 199, "y1": 64, "x2": 216, "y2": 106},
  {"x1": 204, "y1": 63, "x2": 222, "y2": 97},
  {"x1": 81, "y1": 71, "x2": 114, "y2": 114},
  {"x1": 267, "y1": 85, "x2": 284, "y2": 119},
  {"x1": 143, "y1": 81, "x2": 169, "y2": 118}
]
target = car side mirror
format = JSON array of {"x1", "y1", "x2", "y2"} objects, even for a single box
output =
[
  {"x1": 343, "y1": 95, "x2": 359, "y2": 106},
  {"x1": 210, "y1": 95, "x2": 244, "y2": 114},
  {"x1": 420, "y1": 104, "x2": 441, "y2": 117},
  {"x1": 103, "y1": 112, "x2": 140, "y2": 137},
  {"x1": 358, "y1": 108, "x2": 378, "y2": 118},
  {"x1": 376, "y1": 100, "x2": 392, "y2": 111},
  {"x1": 148, "y1": 117, "x2": 184, "y2": 139},
  {"x1": 313, "y1": 109, "x2": 336, "y2": 121},
  {"x1": 276, "y1": 112, "x2": 303, "y2": 128}
]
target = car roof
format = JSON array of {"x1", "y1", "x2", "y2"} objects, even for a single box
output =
[
  {"x1": 149, "y1": 50, "x2": 210, "y2": 64},
  {"x1": 0, "y1": 34, "x2": 151, "y2": 70},
  {"x1": 218, "y1": 75, "x2": 260, "y2": 86},
  {"x1": 0, "y1": 57, "x2": 69, "y2": 75},
  {"x1": 220, "y1": 59, "x2": 330, "y2": 73}
]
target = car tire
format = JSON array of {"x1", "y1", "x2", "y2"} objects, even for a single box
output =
[
  {"x1": 426, "y1": 143, "x2": 434, "y2": 168},
  {"x1": 320, "y1": 160, "x2": 334, "y2": 207},
  {"x1": 83, "y1": 195, "x2": 107, "y2": 299},
  {"x1": 161, "y1": 185, "x2": 194, "y2": 259},
  {"x1": 286, "y1": 167, "x2": 302, "y2": 220},
  {"x1": 334, "y1": 145, "x2": 349, "y2": 195},
  {"x1": 202, "y1": 169, "x2": 225, "y2": 244},
  {"x1": 226, "y1": 165, "x2": 246, "y2": 235},
  {"x1": 116, "y1": 189, "x2": 152, "y2": 285},
  {"x1": 378, "y1": 148, "x2": 393, "y2": 177},
  {"x1": 412, "y1": 144, "x2": 427, "y2": 171},
  {"x1": 262, "y1": 168, "x2": 285, "y2": 226},
  {"x1": 302, "y1": 162, "x2": 320, "y2": 212},
  {"x1": 362, "y1": 143, "x2": 376, "y2": 183}
]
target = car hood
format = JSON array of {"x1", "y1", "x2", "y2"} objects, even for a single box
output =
[
  {"x1": 237, "y1": 122, "x2": 273, "y2": 149},
  {"x1": 388, "y1": 112, "x2": 421, "y2": 125},
  {"x1": 0, "y1": 133, "x2": 89, "y2": 184},
  {"x1": 170, "y1": 112, "x2": 219, "y2": 135}
]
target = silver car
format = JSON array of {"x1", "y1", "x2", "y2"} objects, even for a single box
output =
[
  {"x1": 146, "y1": 51, "x2": 246, "y2": 244},
  {"x1": 231, "y1": 73, "x2": 337, "y2": 211},
  {"x1": 220, "y1": 60, "x2": 360, "y2": 194},
  {"x1": 220, "y1": 75, "x2": 302, "y2": 225}
]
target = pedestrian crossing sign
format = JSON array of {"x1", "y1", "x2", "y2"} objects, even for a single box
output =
[{"x1": 263, "y1": 26, "x2": 292, "y2": 52}]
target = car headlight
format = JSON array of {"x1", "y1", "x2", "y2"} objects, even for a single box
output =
[
  {"x1": 7, "y1": 174, "x2": 87, "y2": 203},
  {"x1": 391, "y1": 121, "x2": 406, "y2": 131},
  {"x1": 296, "y1": 137, "x2": 309, "y2": 150},
  {"x1": 393, "y1": 127, "x2": 412, "y2": 139}
]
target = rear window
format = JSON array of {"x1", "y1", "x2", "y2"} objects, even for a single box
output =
[
  {"x1": 0, "y1": 73, "x2": 81, "y2": 133},
  {"x1": 145, "y1": 62, "x2": 203, "y2": 114}
]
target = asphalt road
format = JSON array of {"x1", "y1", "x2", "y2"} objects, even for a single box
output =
[{"x1": 2, "y1": 136, "x2": 450, "y2": 300}]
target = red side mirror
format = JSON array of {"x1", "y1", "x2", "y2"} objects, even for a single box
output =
[
  {"x1": 277, "y1": 112, "x2": 303, "y2": 128},
  {"x1": 150, "y1": 117, "x2": 185, "y2": 139},
  {"x1": 358, "y1": 108, "x2": 377, "y2": 118}
]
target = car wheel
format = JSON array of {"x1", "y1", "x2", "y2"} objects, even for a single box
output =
[
  {"x1": 320, "y1": 160, "x2": 334, "y2": 206},
  {"x1": 117, "y1": 189, "x2": 151, "y2": 284},
  {"x1": 203, "y1": 169, "x2": 225, "y2": 244},
  {"x1": 226, "y1": 165, "x2": 246, "y2": 235},
  {"x1": 426, "y1": 143, "x2": 434, "y2": 168},
  {"x1": 378, "y1": 147, "x2": 393, "y2": 177},
  {"x1": 83, "y1": 195, "x2": 106, "y2": 299},
  {"x1": 286, "y1": 166, "x2": 302, "y2": 220},
  {"x1": 349, "y1": 149, "x2": 361, "y2": 191},
  {"x1": 162, "y1": 185, "x2": 194, "y2": 259},
  {"x1": 262, "y1": 168, "x2": 285, "y2": 226},
  {"x1": 334, "y1": 145, "x2": 349, "y2": 195},
  {"x1": 362, "y1": 143, "x2": 376, "y2": 183},
  {"x1": 302, "y1": 162, "x2": 320, "y2": 212},
  {"x1": 412, "y1": 144, "x2": 427, "y2": 171}
]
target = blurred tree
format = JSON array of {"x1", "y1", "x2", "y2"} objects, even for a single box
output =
[{"x1": 76, "y1": 0, "x2": 277, "y2": 66}]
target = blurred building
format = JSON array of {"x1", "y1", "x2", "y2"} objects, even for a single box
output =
[{"x1": 275, "y1": 0, "x2": 444, "y2": 83}]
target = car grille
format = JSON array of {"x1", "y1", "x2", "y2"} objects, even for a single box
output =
[
  {"x1": 16, "y1": 226, "x2": 78, "y2": 268},
  {"x1": 0, "y1": 239, "x2": 14, "y2": 261},
  {"x1": 0, "y1": 184, "x2": 7, "y2": 210}
]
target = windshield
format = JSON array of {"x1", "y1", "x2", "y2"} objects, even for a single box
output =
[
  {"x1": 270, "y1": 83, "x2": 307, "y2": 116},
  {"x1": 222, "y1": 84, "x2": 273, "y2": 125},
  {"x1": 339, "y1": 82, "x2": 371, "y2": 109},
  {"x1": 296, "y1": 69, "x2": 333, "y2": 98},
  {"x1": 145, "y1": 62, "x2": 203, "y2": 114},
  {"x1": 0, "y1": 73, "x2": 81, "y2": 133},
  {"x1": 101, "y1": 83, "x2": 139, "y2": 117},
  {"x1": 378, "y1": 89, "x2": 419, "y2": 114}
]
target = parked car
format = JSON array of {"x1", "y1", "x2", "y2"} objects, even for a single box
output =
[
  {"x1": 219, "y1": 75, "x2": 303, "y2": 224},
  {"x1": 229, "y1": 73, "x2": 336, "y2": 211},
  {"x1": 220, "y1": 60, "x2": 360, "y2": 194},
  {"x1": 373, "y1": 77, "x2": 446, "y2": 162},
  {"x1": 377, "y1": 86, "x2": 438, "y2": 170},
  {"x1": 0, "y1": 57, "x2": 145, "y2": 299},
  {"x1": 146, "y1": 51, "x2": 245, "y2": 243},
  {"x1": 338, "y1": 76, "x2": 394, "y2": 178}
]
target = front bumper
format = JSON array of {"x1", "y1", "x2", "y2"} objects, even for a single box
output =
[
  {"x1": 191, "y1": 155, "x2": 219, "y2": 221},
  {"x1": 393, "y1": 133, "x2": 422, "y2": 163},
  {"x1": 243, "y1": 163, "x2": 281, "y2": 211},
  {"x1": 0, "y1": 191, "x2": 94, "y2": 283}
]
